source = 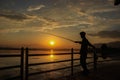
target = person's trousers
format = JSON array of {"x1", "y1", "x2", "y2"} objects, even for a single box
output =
[{"x1": 80, "y1": 53, "x2": 88, "y2": 71}]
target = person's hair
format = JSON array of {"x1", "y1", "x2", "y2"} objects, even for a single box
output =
[{"x1": 80, "y1": 31, "x2": 86, "y2": 36}]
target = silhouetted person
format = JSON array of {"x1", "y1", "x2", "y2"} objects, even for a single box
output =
[
  {"x1": 101, "y1": 44, "x2": 108, "y2": 59},
  {"x1": 75, "y1": 32, "x2": 95, "y2": 75}
]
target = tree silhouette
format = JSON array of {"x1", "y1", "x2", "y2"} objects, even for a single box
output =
[{"x1": 114, "y1": 0, "x2": 120, "y2": 5}]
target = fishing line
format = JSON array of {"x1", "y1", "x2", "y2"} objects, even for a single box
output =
[{"x1": 41, "y1": 32, "x2": 75, "y2": 42}]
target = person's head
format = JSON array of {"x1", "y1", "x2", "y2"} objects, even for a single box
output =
[{"x1": 80, "y1": 31, "x2": 86, "y2": 38}]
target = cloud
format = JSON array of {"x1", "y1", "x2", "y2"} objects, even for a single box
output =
[
  {"x1": 88, "y1": 8, "x2": 117, "y2": 14},
  {"x1": 0, "y1": 10, "x2": 32, "y2": 21},
  {"x1": 0, "y1": 28, "x2": 20, "y2": 33},
  {"x1": 89, "y1": 30, "x2": 120, "y2": 38},
  {"x1": 27, "y1": 5, "x2": 45, "y2": 11}
]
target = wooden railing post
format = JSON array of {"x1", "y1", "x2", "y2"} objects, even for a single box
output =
[
  {"x1": 93, "y1": 50, "x2": 97, "y2": 71},
  {"x1": 20, "y1": 47, "x2": 24, "y2": 80},
  {"x1": 71, "y1": 48, "x2": 74, "y2": 76},
  {"x1": 25, "y1": 47, "x2": 29, "y2": 80}
]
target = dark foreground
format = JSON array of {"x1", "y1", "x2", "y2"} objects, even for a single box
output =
[{"x1": 56, "y1": 61, "x2": 120, "y2": 80}]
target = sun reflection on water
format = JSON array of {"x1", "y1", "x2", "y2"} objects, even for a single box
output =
[
  {"x1": 50, "y1": 54, "x2": 54, "y2": 58},
  {"x1": 50, "y1": 49, "x2": 54, "y2": 59}
]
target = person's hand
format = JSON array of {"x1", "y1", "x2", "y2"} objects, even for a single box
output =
[
  {"x1": 74, "y1": 41, "x2": 78, "y2": 43},
  {"x1": 74, "y1": 41, "x2": 81, "y2": 43}
]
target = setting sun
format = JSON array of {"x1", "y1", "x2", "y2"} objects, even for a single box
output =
[{"x1": 50, "y1": 41, "x2": 55, "y2": 46}]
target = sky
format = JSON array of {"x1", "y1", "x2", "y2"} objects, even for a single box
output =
[{"x1": 0, "y1": 0, "x2": 120, "y2": 48}]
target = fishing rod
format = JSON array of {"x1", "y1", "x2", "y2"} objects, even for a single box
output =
[{"x1": 41, "y1": 32, "x2": 75, "y2": 42}]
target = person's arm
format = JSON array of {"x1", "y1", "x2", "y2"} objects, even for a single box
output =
[
  {"x1": 88, "y1": 40, "x2": 95, "y2": 49},
  {"x1": 74, "y1": 41, "x2": 82, "y2": 44}
]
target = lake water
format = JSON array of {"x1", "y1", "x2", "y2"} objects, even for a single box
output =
[{"x1": 0, "y1": 49, "x2": 110, "y2": 80}]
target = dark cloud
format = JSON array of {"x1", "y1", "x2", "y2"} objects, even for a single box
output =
[
  {"x1": 92, "y1": 10, "x2": 120, "y2": 19},
  {"x1": 0, "y1": 10, "x2": 30, "y2": 21},
  {"x1": 108, "y1": 25, "x2": 120, "y2": 31},
  {"x1": 89, "y1": 30, "x2": 120, "y2": 38}
]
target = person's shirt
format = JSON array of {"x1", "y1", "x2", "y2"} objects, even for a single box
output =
[
  {"x1": 80, "y1": 38, "x2": 94, "y2": 53},
  {"x1": 74, "y1": 38, "x2": 95, "y2": 52}
]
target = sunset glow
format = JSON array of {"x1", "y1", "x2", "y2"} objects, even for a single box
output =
[
  {"x1": 0, "y1": 0, "x2": 119, "y2": 48},
  {"x1": 0, "y1": 1, "x2": 120, "y2": 80}
]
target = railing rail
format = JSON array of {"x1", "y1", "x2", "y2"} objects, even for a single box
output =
[{"x1": 0, "y1": 65, "x2": 20, "y2": 70}]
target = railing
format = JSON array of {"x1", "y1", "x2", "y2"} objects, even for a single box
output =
[
  {"x1": 24, "y1": 48, "x2": 82, "y2": 80},
  {"x1": 0, "y1": 48, "x2": 24, "y2": 80},
  {"x1": 0, "y1": 47, "x2": 119, "y2": 80}
]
